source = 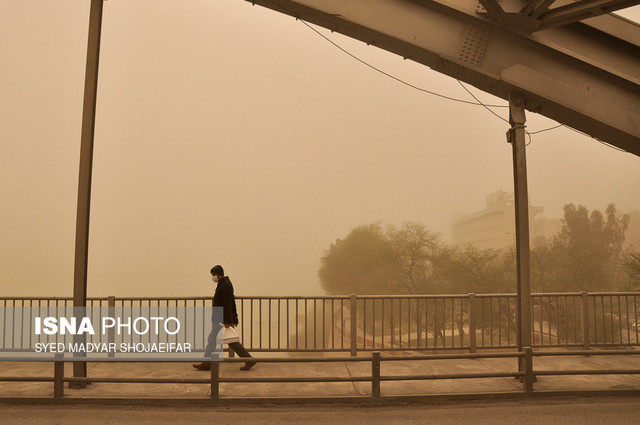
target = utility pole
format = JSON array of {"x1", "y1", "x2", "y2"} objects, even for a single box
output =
[
  {"x1": 72, "y1": 0, "x2": 104, "y2": 386},
  {"x1": 508, "y1": 92, "x2": 533, "y2": 355}
]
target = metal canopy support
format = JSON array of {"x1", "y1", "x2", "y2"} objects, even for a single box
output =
[
  {"x1": 536, "y1": 0, "x2": 640, "y2": 29},
  {"x1": 480, "y1": 0, "x2": 640, "y2": 31},
  {"x1": 478, "y1": 0, "x2": 508, "y2": 24},
  {"x1": 244, "y1": 0, "x2": 640, "y2": 155},
  {"x1": 508, "y1": 93, "x2": 533, "y2": 353},
  {"x1": 73, "y1": 0, "x2": 104, "y2": 384}
]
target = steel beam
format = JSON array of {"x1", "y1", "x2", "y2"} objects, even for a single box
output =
[
  {"x1": 243, "y1": 0, "x2": 640, "y2": 156},
  {"x1": 529, "y1": 0, "x2": 557, "y2": 19},
  {"x1": 478, "y1": 0, "x2": 509, "y2": 24}
]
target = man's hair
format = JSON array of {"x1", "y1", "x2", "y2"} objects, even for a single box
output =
[{"x1": 210, "y1": 265, "x2": 224, "y2": 276}]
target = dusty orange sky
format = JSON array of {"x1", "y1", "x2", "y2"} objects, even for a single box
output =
[{"x1": 1, "y1": 1, "x2": 639, "y2": 297}]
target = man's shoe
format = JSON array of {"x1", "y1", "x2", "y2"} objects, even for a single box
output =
[
  {"x1": 240, "y1": 361, "x2": 256, "y2": 371},
  {"x1": 192, "y1": 362, "x2": 211, "y2": 371}
]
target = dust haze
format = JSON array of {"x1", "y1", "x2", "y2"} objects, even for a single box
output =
[{"x1": 1, "y1": 1, "x2": 639, "y2": 298}]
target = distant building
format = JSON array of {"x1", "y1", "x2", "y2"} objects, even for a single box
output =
[
  {"x1": 451, "y1": 191, "x2": 561, "y2": 249},
  {"x1": 625, "y1": 211, "x2": 640, "y2": 249},
  {"x1": 452, "y1": 193, "x2": 639, "y2": 251}
]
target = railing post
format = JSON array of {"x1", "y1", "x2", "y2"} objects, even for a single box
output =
[
  {"x1": 210, "y1": 361, "x2": 220, "y2": 399},
  {"x1": 468, "y1": 293, "x2": 477, "y2": 353},
  {"x1": 54, "y1": 356, "x2": 64, "y2": 399},
  {"x1": 372, "y1": 351, "x2": 381, "y2": 398},
  {"x1": 581, "y1": 292, "x2": 591, "y2": 350},
  {"x1": 107, "y1": 296, "x2": 115, "y2": 358},
  {"x1": 523, "y1": 347, "x2": 534, "y2": 393},
  {"x1": 350, "y1": 295, "x2": 357, "y2": 357}
]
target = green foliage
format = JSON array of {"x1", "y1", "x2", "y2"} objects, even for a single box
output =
[
  {"x1": 319, "y1": 222, "x2": 515, "y2": 295},
  {"x1": 620, "y1": 251, "x2": 640, "y2": 291},
  {"x1": 531, "y1": 203, "x2": 629, "y2": 292},
  {"x1": 386, "y1": 223, "x2": 441, "y2": 294},
  {"x1": 531, "y1": 241, "x2": 556, "y2": 292},
  {"x1": 434, "y1": 245, "x2": 515, "y2": 294},
  {"x1": 318, "y1": 223, "x2": 394, "y2": 294}
]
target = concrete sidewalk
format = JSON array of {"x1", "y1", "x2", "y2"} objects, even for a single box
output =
[{"x1": 1, "y1": 353, "x2": 640, "y2": 401}]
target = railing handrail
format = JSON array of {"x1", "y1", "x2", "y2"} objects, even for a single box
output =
[{"x1": 2, "y1": 291, "x2": 640, "y2": 301}]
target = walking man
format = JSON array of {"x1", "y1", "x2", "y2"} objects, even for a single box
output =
[{"x1": 193, "y1": 265, "x2": 256, "y2": 371}]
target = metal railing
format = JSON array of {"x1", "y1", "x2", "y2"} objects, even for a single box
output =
[
  {"x1": 2, "y1": 292, "x2": 640, "y2": 356},
  {"x1": 2, "y1": 350, "x2": 531, "y2": 400},
  {"x1": 3, "y1": 348, "x2": 640, "y2": 400}
]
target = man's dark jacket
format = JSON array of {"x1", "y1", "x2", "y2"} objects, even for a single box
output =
[{"x1": 213, "y1": 276, "x2": 239, "y2": 326}]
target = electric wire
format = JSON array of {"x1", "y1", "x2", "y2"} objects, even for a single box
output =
[
  {"x1": 561, "y1": 125, "x2": 629, "y2": 153},
  {"x1": 289, "y1": 12, "x2": 630, "y2": 153},
  {"x1": 456, "y1": 80, "x2": 509, "y2": 124},
  {"x1": 299, "y1": 20, "x2": 508, "y2": 108}
]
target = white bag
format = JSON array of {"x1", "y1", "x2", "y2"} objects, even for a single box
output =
[{"x1": 220, "y1": 325, "x2": 240, "y2": 344}]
